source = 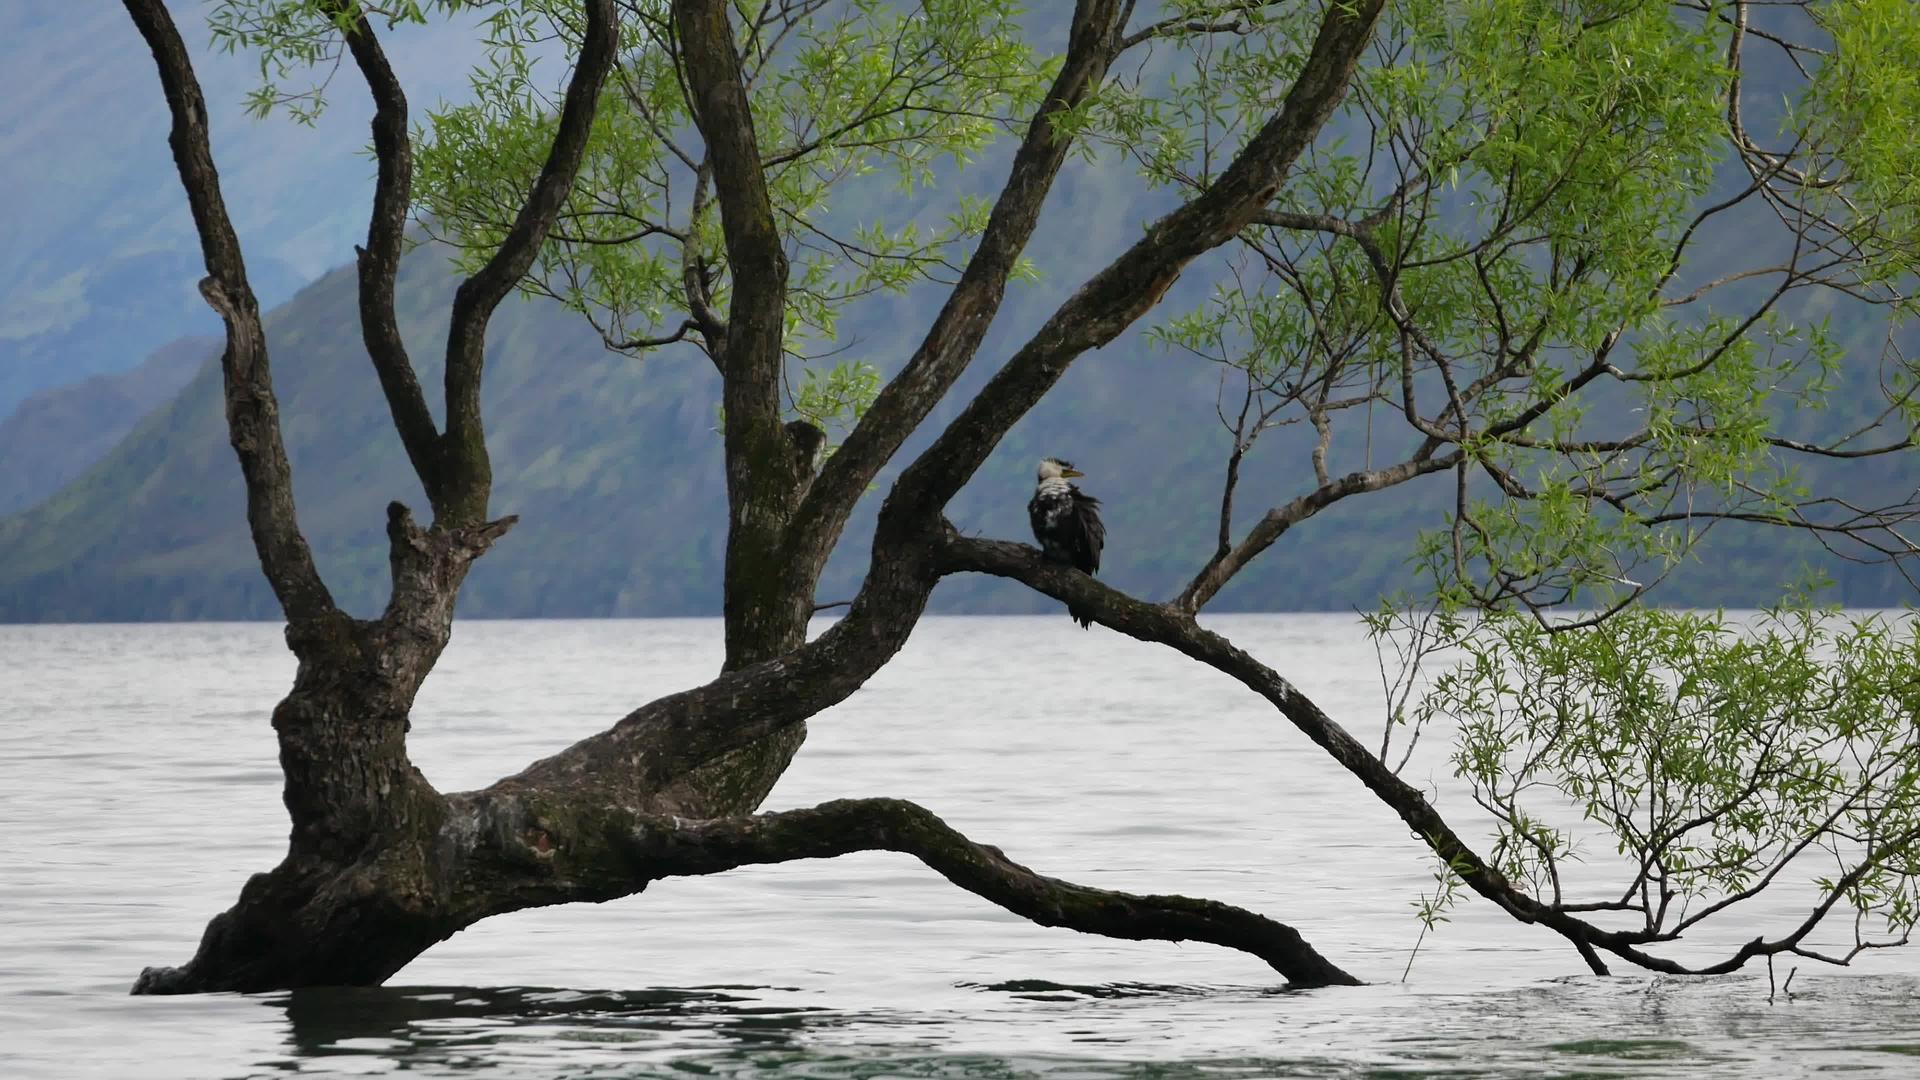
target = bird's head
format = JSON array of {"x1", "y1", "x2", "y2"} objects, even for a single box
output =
[{"x1": 1036, "y1": 457, "x2": 1084, "y2": 481}]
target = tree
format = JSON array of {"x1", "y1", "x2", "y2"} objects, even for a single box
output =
[{"x1": 124, "y1": 0, "x2": 1919, "y2": 995}]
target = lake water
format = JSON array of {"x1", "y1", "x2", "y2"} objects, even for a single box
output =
[{"x1": 2, "y1": 615, "x2": 1916, "y2": 1078}]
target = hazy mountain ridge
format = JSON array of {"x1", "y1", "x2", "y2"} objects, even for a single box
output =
[
  {"x1": 2, "y1": 6, "x2": 1911, "y2": 620},
  {"x1": 0, "y1": 221, "x2": 1906, "y2": 621},
  {"x1": 0, "y1": 334, "x2": 216, "y2": 516},
  {"x1": 0, "y1": 2, "x2": 495, "y2": 417}
]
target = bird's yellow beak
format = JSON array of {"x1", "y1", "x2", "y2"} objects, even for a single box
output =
[{"x1": 1062, "y1": 466, "x2": 1084, "y2": 478}]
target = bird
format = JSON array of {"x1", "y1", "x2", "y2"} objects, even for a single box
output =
[
  {"x1": 1028, "y1": 457, "x2": 1106, "y2": 629},
  {"x1": 785, "y1": 419, "x2": 827, "y2": 494}
]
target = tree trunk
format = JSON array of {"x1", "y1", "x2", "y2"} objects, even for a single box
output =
[{"x1": 125, "y1": 0, "x2": 1381, "y2": 996}]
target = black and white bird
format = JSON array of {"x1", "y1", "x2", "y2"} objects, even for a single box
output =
[{"x1": 1027, "y1": 457, "x2": 1106, "y2": 629}]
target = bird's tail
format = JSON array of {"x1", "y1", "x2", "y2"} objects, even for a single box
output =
[{"x1": 1069, "y1": 604, "x2": 1094, "y2": 630}]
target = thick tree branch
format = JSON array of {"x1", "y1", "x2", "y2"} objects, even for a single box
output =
[
  {"x1": 499, "y1": 518, "x2": 946, "y2": 800},
  {"x1": 123, "y1": 0, "x2": 338, "y2": 630},
  {"x1": 483, "y1": 796, "x2": 1359, "y2": 987},
  {"x1": 674, "y1": 0, "x2": 809, "y2": 666},
  {"x1": 334, "y1": 6, "x2": 445, "y2": 499},
  {"x1": 439, "y1": 0, "x2": 619, "y2": 525},
  {"x1": 933, "y1": 532, "x2": 1893, "y2": 977},
  {"x1": 674, "y1": 0, "x2": 786, "y2": 393},
  {"x1": 787, "y1": 0, "x2": 1129, "y2": 570},
  {"x1": 888, "y1": 0, "x2": 1387, "y2": 523}
]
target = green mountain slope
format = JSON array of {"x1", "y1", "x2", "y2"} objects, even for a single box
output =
[{"x1": 0, "y1": 333, "x2": 215, "y2": 516}]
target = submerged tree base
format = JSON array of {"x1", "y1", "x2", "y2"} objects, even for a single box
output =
[{"x1": 133, "y1": 795, "x2": 1359, "y2": 994}]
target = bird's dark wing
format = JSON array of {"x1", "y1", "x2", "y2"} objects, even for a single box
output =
[
  {"x1": 1030, "y1": 488, "x2": 1075, "y2": 563},
  {"x1": 1069, "y1": 488, "x2": 1105, "y2": 575}
]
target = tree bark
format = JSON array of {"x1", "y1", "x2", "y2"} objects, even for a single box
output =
[
  {"x1": 335, "y1": 2, "x2": 442, "y2": 498},
  {"x1": 673, "y1": 0, "x2": 812, "y2": 670}
]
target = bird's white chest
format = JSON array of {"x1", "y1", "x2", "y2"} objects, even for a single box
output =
[
  {"x1": 1036, "y1": 478, "x2": 1073, "y2": 500},
  {"x1": 1034, "y1": 480, "x2": 1073, "y2": 523}
]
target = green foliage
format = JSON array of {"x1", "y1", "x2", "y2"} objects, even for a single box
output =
[
  {"x1": 408, "y1": 0, "x2": 1050, "y2": 369},
  {"x1": 207, "y1": 0, "x2": 1052, "y2": 426},
  {"x1": 1802, "y1": 0, "x2": 1920, "y2": 288},
  {"x1": 1427, "y1": 605, "x2": 1920, "y2": 950},
  {"x1": 791, "y1": 360, "x2": 882, "y2": 449},
  {"x1": 20, "y1": 0, "x2": 1912, "y2": 626},
  {"x1": 202, "y1": 2, "x2": 1918, "y2": 616},
  {"x1": 1127, "y1": 0, "x2": 1920, "y2": 617},
  {"x1": 716, "y1": 359, "x2": 881, "y2": 451},
  {"x1": 1403, "y1": 839, "x2": 1471, "y2": 980},
  {"x1": 208, "y1": 0, "x2": 457, "y2": 122}
]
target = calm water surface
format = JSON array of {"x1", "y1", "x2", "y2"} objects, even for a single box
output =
[{"x1": 2, "y1": 615, "x2": 1916, "y2": 1078}]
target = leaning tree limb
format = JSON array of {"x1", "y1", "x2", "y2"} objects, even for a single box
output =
[
  {"x1": 932, "y1": 530, "x2": 1920, "y2": 978},
  {"x1": 454, "y1": 794, "x2": 1362, "y2": 987}
]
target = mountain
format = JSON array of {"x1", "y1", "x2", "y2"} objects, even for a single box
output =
[
  {"x1": 0, "y1": 170, "x2": 1309, "y2": 620},
  {"x1": 2, "y1": 6, "x2": 1911, "y2": 620},
  {"x1": 0, "y1": 2, "x2": 494, "y2": 417},
  {"x1": 0, "y1": 131, "x2": 1479, "y2": 623},
  {"x1": 0, "y1": 217, "x2": 1908, "y2": 621},
  {"x1": 0, "y1": 334, "x2": 215, "y2": 516}
]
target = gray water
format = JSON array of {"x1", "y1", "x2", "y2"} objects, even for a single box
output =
[{"x1": 1, "y1": 615, "x2": 1915, "y2": 1078}]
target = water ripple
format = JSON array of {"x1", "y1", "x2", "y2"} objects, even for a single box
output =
[{"x1": 3, "y1": 617, "x2": 1918, "y2": 1079}]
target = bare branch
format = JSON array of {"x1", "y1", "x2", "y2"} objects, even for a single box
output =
[
  {"x1": 788, "y1": 0, "x2": 1131, "y2": 572},
  {"x1": 333, "y1": 5, "x2": 443, "y2": 498},
  {"x1": 1117, "y1": 0, "x2": 1275, "y2": 52},
  {"x1": 606, "y1": 319, "x2": 701, "y2": 351},
  {"x1": 1177, "y1": 451, "x2": 1458, "y2": 613},
  {"x1": 123, "y1": 0, "x2": 339, "y2": 630},
  {"x1": 440, "y1": 0, "x2": 620, "y2": 525}
]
